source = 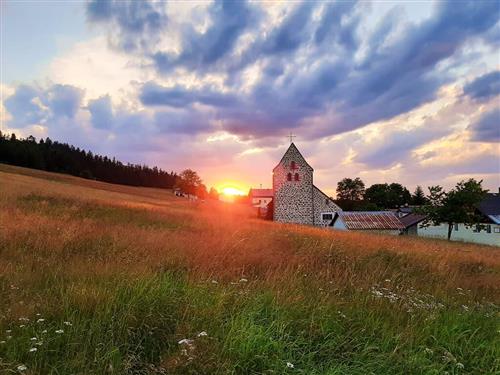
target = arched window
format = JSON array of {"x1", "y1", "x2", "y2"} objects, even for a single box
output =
[
  {"x1": 287, "y1": 172, "x2": 292, "y2": 181},
  {"x1": 294, "y1": 173, "x2": 300, "y2": 181}
]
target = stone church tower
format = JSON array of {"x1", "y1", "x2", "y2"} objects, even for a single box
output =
[{"x1": 273, "y1": 143, "x2": 341, "y2": 226}]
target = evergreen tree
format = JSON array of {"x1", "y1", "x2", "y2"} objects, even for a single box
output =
[{"x1": 411, "y1": 185, "x2": 427, "y2": 205}]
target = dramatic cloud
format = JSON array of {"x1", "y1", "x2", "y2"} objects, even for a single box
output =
[
  {"x1": 88, "y1": 95, "x2": 114, "y2": 129},
  {"x1": 154, "y1": 0, "x2": 257, "y2": 72},
  {"x1": 44, "y1": 84, "x2": 84, "y2": 119},
  {"x1": 86, "y1": 0, "x2": 168, "y2": 52},
  {"x1": 140, "y1": 82, "x2": 238, "y2": 108},
  {"x1": 3, "y1": 85, "x2": 45, "y2": 128},
  {"x1": 463, "y1": 71, "x2": 500, "y2": 101},
  {"x1": 3, "y1": 0, "x2": 500, "y2": 191},
  {"x1": 468, "y1": 109, "x2": 500, "y2": 142}
]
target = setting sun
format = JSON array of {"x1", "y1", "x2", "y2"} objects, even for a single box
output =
[{"x1": 221, "y1": 186, "x2": 246, "y2": 196}]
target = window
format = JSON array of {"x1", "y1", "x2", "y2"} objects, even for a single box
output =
[
  {"x1": 287, "y1": 172, "x2": 292, "y2": 181},
  {"x1": 454, "y1": 223, "x2": 459, "y2": 231},
  {"x1": 294, "y1": 173, "x2": 300, "y2": 181},
  {"x1": 473, "y1": 224, "x2": 481, "y2": 233},
  {"x1": 322, "y1": 213, "x2": 333, "y2": 221},
  {"x1": 494, "y1": 227, "x2": 500, "y2": 233},
  {"x1": 290, "y1": 161, "x2": 297, "y2": 170},
  {"x1": 486, "y1": 224, "x2": 491, "y2": 233},
  {"x1": 325, "y1": 199, "x2": 330, "y2": 205}
]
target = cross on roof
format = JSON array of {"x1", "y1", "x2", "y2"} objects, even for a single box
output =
[{"x1": 287, "y1": 132, "x2": 296, "y2": 144}]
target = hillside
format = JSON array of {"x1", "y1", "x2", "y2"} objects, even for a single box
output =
[{"x1": 0, "y1": 164, "x2": 499, "y2": 374}]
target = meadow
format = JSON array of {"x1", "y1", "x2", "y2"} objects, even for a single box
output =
[{"x1": 0, "y1": 164, "x2": 498, "y2": 374}]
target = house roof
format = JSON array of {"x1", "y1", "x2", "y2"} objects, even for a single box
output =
[
  {"x1": 477, "y1": 193, "x2": 500, "y2": 224},
  {"x1": 335, "y1": 211, "x2": 405, "y2": 230},
  {"x1": 478, "y1": 193, "x2": 500, "y2": 215},
  {"x1": 273, "y1": 143, "x2": 313, "y2": 172},
  {"x1": 249, "y1": 188, "x2": 273, "y2": 198},
  {"x1": 399, "y1": 213, "x2": 427, "y2": 228},
  {"x1": 313, "y1": 185, "x2": 342, "y2": 211}
]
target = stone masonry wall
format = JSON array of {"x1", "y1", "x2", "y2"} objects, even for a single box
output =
[{"x1": 312, "y1": 185, "x2": 342, "y2": 226}]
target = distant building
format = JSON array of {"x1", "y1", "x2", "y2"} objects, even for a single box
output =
[
  {"x1": 249, "y1": 188, "x2": 273, "y2": 209},
  {"x1": 417, "y1": 192, "x2": 500, "y2": 246},
  {"x1": 273, "y1": 143, "x2": 341, "y2": 226},
  {"x1": 399, "y1": 213, "x2": 427, "y2": 235},
  {"x1": 330, "y1": 211, "x2": 405, "y2": 235}
]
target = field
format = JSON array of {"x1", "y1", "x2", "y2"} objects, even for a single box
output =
[{"x1": 0, "y1": 164, "x2": 499, "y2": 374}]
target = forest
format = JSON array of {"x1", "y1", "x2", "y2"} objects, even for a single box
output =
[{"x1": 0, "y1": 132, "x2": 177, "y2": 189}]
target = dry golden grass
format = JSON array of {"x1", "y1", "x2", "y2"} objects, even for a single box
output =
[{"x1": 0, "y1": 163, "x2": 499, "y2": 374}]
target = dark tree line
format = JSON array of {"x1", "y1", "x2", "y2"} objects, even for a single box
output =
[
  {"x1": 0, "y1": 132, "x2": 177, "y2": 189},
  {"x1": 335, "y1": 177, "x2": 427, "y2": 210}
]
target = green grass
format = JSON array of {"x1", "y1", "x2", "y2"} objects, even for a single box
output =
[{"x1": 0, "y1": 166, "x2": 499, "y2": 374}]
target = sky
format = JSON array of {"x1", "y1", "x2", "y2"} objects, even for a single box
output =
[{"x1": 1, "y1": 0, "x2": 499, "y2": 196}]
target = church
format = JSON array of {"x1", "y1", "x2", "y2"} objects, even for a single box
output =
[{"x1": 272, "y1": 142, "x2": 341, "y2": 226}]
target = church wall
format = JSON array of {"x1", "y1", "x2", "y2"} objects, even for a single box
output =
[
  {"x1": 273, "y1": 145, "x2": 314, "y2": 225},
  {"x1": 312, "y1": 186, "x2": 341, "y2": 226}
]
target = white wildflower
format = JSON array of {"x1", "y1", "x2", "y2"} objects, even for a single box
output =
[
  {"x1": 17, "y1": 364, "x2": 27, "y2": 372},
  {"x1": 29, "y1": 347, "x2": 37, "y2": 353},
  {"x1": 178, "y1": 338, "x2": 194, "y2": 346},
  {"x1": 30, "y1": 337, "x2": 37, "y2": 341},
  {"x1": 55, "y1": 329, "x2": 64, "y2": 334},
  {"x1": 36, "y1": 313, "x2": 41, "y2": 316},
  {"x1": 424, "y1": 348, "x2": 433, "y2": 355},
  {"x1": 197, "y1": 331, "x2": 208, "y2": 337},
  {"x1": 385, "y1": 279, "x2": 391, "y2": 282},
  {"x1": 37, "y1": 318, "x2": 45, "y2": 323},
  {"x1": 211, "y1": 280, "x2": 218, "y2": 284},
  {"x1": 7, "y1": 336, "x2": 12, "y2": 340},
  {"x1": 239, "y1": 278, "x2": 248, "y2": 283},
  {"x1": 6, "y1": 330, "x2": 11, "y2": 333},
  {"x1": 456, "y1": 363, "x2": 464, "y2": 369},
  {"x1": 19, "y1": 324, "x2": 25, "y2": 328},
  {"x1": 42, "y1": 330, "x2": 47, "y2": 334},
  {"x1": 286, "y1": 362, "x2": 294, "y2": 368},
  {"x1": 36, "y1": 341, "x2": 43, "y2": 346},
  {"x1": 0, "y1": 341, "x2": 5, "y2": 344},
  {"x1": 64, "y1": 321, "x2": 72, "y2": 326}
]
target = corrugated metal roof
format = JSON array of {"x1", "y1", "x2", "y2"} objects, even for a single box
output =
[
  {"x1": 249, "y1": 188, "x2": 273, "y2": 198},
  {"x1": 338, "y1": 211, "x2": 405, "y2": 230}
]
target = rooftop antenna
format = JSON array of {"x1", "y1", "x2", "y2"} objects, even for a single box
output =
[{"x1": 287, "y1": 132, "x2": 296, "y2": 144}]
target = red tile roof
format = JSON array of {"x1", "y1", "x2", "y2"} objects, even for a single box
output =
[
  {"x1": 249, "y1": 188, "x2": 273, "y2": 198},
  {"x1": 337, "y1": 211, "x2": 405, "y2": 230}
]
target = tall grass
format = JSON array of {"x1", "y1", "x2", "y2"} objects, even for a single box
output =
[{"x1": 0, "y1": 164, "x2": 499, "y2": 374}]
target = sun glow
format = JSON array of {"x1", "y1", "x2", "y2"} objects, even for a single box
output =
[{"x1": 221, "y1": 186, "x2": 246, "y2": 196}]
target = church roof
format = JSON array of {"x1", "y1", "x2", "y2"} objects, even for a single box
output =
[
  {"x1": 273, "y1": 142, "x2": 313, "y2": 172},
  {"x1": 334, "y1": 211, "x2": 405, "y2": 230}
]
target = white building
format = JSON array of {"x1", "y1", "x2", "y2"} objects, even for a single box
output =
[
  {"x1": 249, "y1": 188, "x2": 273, "y2": 208},
  {"x1": 417, "y1": 192, "x2": 500, "y2": 247}
]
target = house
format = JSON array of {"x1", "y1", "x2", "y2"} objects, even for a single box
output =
[
  {"x1": 399, "y1": 213, "x2": 427, "y2": 235},
  {"x1": 272, "y1": 143, "x2": 341, "y2": 226},
  {"x1": 330, "y1": 211, "x2": 405, "y2": 235},
  {"x1": 417, "y1": 192, "x2": 500, "y2": 246},
  {"x1": 249, "y1": 188, "x2": 273, "y2": 209}
]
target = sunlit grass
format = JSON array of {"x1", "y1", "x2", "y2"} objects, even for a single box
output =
[{"x1": 0, "y1": 164, "x2": 499, "y2": 374}]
